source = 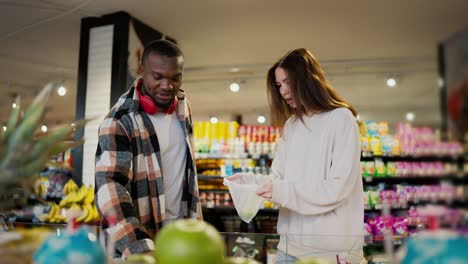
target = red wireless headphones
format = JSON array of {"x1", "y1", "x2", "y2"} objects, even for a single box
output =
[{"x1": 135, "y1": 79, "x2": 178, "y2": 115}]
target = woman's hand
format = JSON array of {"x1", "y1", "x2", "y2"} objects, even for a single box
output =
[
  {"x1": 256, "y1": 181, "x2": 273, "y2": 200},
  {"x1": 225, "y1": 173, "x2": 242, "y2": 181}
]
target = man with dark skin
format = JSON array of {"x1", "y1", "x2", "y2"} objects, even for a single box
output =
[{"x1": 95, "y1": 40, "x2": 201, "y2": 258}]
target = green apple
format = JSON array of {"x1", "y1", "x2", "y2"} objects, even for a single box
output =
[
  {"x1": 295, "y1": 258, "x2": 333, "y2": 264},
  {"x1": 126, "y1": 254, "x2": 156, "y2": 264},
  {"x1": 154, "y1": 219, "x2": 225, "y2": 264}
]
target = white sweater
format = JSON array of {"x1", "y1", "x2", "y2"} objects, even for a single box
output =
[{"x1": 259, "y1": 108, "x2": 364, "y2": 262}]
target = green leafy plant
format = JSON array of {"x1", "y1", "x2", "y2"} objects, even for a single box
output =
[{"x1": 0, "y1": 83, "x2": 86, "y2": 209}]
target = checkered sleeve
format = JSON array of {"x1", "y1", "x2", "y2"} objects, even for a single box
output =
[{"x1": 95, "y1": 117, "x2": 155, "y2": 257}]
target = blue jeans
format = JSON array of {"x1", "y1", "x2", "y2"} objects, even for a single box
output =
[{"x1": 275, "y1": 249, "x2": 298, "y2": 264}]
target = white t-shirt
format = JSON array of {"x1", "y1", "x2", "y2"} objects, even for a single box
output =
[{"x1": 148, "y1": 111, "x2": 187, "y2": 222}]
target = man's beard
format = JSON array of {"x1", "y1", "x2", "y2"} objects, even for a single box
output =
[{"x1": 155, "y1": 97, "x2": 174, "y2": 109}]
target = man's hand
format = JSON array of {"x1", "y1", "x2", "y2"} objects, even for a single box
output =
[{"x1": 256, "y1": 181, "x2": 273, "y2": 201}]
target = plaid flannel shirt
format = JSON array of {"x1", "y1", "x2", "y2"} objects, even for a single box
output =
[{"x1": 95, "y1": 78, "x2": 202, "y2": 257}]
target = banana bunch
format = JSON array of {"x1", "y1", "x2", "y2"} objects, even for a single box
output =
[
  {"x1": 59, "y1": 185, "x2": 88, "y2": 207},
  {"x1": 39, "y1": 203, "x2": 67, "y2": 223},
  {"x1": 63, "y1": 179, "x2": 79, "y2": 195},
  {"x1": 76, "y1": 203, "x2": 100, "y2": 223},
  {"x1": 33, "y1": 178, "x2": 48, "y2": 197},
  {"x1": 56, "y1": 184, "x2": 99, "y2": 223},
  {"x1": 0, "y1": 83, "x2": 87, "y2": 209}
]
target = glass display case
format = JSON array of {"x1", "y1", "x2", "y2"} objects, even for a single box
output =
[{"x1": 1, "y1": 221, "x2": 466, "y2": 264}]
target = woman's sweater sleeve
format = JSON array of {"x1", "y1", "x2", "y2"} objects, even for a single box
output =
[{"x1": 271, "y1": 109, "x2": 361, "y2": 215}]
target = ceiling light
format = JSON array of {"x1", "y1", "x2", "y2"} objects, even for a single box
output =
[
  {"x1": 12, "y1": 102, "x2": 17, "y2": 108},
  {"x1": 2, "y1": 126, "x2": 6, "y2": 132},
  {"x1": 405, "y1": 112, "x2": 415, "y2": 122},
  {"x1": 229, "y1": 82, "x2": 240, "y2": 93},
  {"x1": 57, "y1": 86, "x2": 67, "y2": 96},
  {"x1": 437, "y1": 78, "x2": 444, "y2": 88},
  {"x1": 210, "y1": 117, "x2": 218, "y2": 124},
  {"x1": 230, "y1": 68, "x2": 240, "y2": 73},
  {"x1": 386, "y1": 78, "x2": 396, "y2": 87},
  {"x1": 257, "y1": 115, "x2": 266, "y2": 124},
  {"x1": 41, "y1": 125, "x2": 48, "y2": 132}
]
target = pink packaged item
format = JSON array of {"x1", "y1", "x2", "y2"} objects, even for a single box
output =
[
  {"x1": 393, "y1": 217, "x2": 409, "y2": 236},
  {"x1": 373, "y1": 216, "x2": 394, "y2": 236},
  {"x1": 364, "y1": 222, "x2": 373, "y2": 237},
  {"x1": 396, "y1": 186, "x2": 408, "y2": 208},
  {"x1": 412, "y1": 162, "x2": 423, "y2": 177},
  {"x1": 396, "y1": 162, "x2": 405, "y2": 177},
  {"x1": 430, "y1": 185, "x2": 442, "y2": 202},
  {"x1": 407, "y1": 207, "x2": 418, "y2": 226},
  {"x1": 434, "y1": 162, "x2": 444, "y2": 176},
  {"x1": 405, "y1": 186, "x2": 415, "y2": 203}
]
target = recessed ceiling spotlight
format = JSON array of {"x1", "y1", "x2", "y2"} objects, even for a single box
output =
[
  {"x1": 386, "y1": 78, "x2": 396, "y2": 87},
  {"x1": 230, "y1": 82, "x2": 240, "y2": 93},
  {"x1": 58, "y1": 86, "x2": 67, "y2": 96},
  {"x1": 257, "y1": 115, "x2": 266, "y2": 124},
  {"x1": 405, "y1": 112, "x2": 415, "y2": 122}
]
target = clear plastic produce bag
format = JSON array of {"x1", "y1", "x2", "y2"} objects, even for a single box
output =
[{"x1": 223, "y1": 177, "x2": 265, "y2": 223}]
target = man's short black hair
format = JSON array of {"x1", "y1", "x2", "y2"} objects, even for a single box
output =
[{"x1": 141, "y1": 39, "x2": 183, "y2": 65}]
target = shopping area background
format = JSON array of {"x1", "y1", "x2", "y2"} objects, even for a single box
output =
[{"x1": 0, "y1": 1, "x2": 467, "y2": 263}]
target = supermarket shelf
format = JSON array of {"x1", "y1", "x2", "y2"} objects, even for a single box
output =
[
  {"x1": 451, "y1": 176, "x2": 468, "y2": 184},
  {"x1": 196, "y1": 153, "x2": 466, "y2": 162},
  {"x1": 198, "y1": 174, "x2": 468, "y2": 184},
  {"x1": 27, "y1": 195, "x2": 63, "y2": 204},
  {"x1": 360, "y1": 154, "x2": 465, "y2": 162},
  {"x1": 198, "y1": 175, "x2": 225, "y2": 181},
  {"x1": 365, "y1": 200, "x2": 467, "y2": 212},
  {"x1": 364, "y1": 207, "x2": 409, "y2": 213},
  {"x1": 362, "y1": 176, "x2": 467, "y2": 185},
  {"x1": 409, "y1": 199, "x2": 468, "y2": 208},
  {"x1": 365, "y1": 235, "x2": 408, "y2": 247},
  {"x1": 199, "y1": 189, "x2": 229, "y2": 193},
  {"x1": 196, "y1": 153, "x2": 249, "y2": 159},
  {"x1": 199, "y1": 174, "x2": 467, "y2": 185},
  {"x1": 195, "y1": 153, "x2": 273, "y2": 160}
]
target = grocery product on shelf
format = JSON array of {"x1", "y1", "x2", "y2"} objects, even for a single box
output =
[
  {"x1": 360, "y1": 121, "x2": 463, "y2": 157},
  {"x1": 195, "y1": 120, "x2": 466, "y2": 223},
  {"x1": 196, "y1": 158, "x2": 270, "y2": 177},
  {"x1": 194, "y1": 121, "x2": 281, "y2": 157}
]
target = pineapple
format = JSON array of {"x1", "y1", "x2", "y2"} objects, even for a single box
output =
[{"x1": 0, "y1": 83, "x2": 86, "y2": 210}]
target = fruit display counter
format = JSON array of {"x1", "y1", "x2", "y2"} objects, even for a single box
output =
[{"x1": 2, "y1": 219, "x2": 467, "y2": 264}]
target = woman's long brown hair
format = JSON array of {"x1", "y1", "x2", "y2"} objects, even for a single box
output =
[{"x1": 267, "y1": 48, "x2": 357, "y2": 126}]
